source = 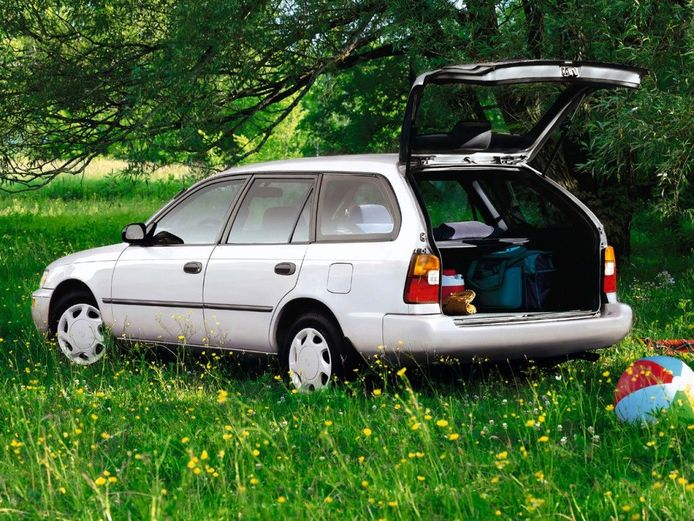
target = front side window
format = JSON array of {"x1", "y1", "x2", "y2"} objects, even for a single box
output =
[
  {"x1": 317, "y1": 174, "x2": 398, "y2": 241},
  {"x1": 228, "y1": 178, "x2": 314, "y2": 244},
  {"x1": 154, "y1": 179, "x2": 245, "y2": 244}
]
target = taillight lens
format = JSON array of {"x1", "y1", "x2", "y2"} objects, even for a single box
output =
[
  {"x1": 603, "y1": 246, "x2": 617, "y2": 295},
  {"x1": 404, "y1": 253, "x2": 440, "y2": 304}
]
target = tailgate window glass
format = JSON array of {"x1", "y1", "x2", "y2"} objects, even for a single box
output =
[{"x1": 414, "y1": 84, "x2": 562, "y2": 152}]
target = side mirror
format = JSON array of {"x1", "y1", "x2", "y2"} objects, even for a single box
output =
[{"x1": 122, "y1": 222, "x2": 147, "y2": 244}]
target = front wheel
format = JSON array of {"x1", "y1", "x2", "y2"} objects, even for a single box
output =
[
  {"x1": 52, "y1": 294, "x2": 107, "y2": 366},
  {"x1": 283, "y1": 313, "x2": 345, "y2": 392}
]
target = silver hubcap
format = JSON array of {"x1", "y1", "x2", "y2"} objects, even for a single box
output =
[
  {"x1": 288, "y1": 327, "x2": 332, "y2": 391},
  {"x1": 57, "y1": 303, "x2": 106, "y2": 365}
]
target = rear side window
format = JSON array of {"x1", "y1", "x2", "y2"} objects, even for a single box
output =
[
  {"x1": 228, "y1": 178, "x2": 314, "y2": 244},
  {"x1": 317, "y1": 174, "x2": 399, "y2": 241}
]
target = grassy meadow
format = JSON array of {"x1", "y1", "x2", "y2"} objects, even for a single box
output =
[{"x1": 0, "y1": 173, "x2": 693, "y2": 520}]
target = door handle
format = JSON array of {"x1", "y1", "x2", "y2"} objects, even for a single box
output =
[
  {"x1": 183, "y1": 261, "x2": 203, "y2": 274},
  {"x1": 274, "y1": 262, "x2": 296, "y2": 276}
]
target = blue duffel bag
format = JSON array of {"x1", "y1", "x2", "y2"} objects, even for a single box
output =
[{"x1": 466, "y1": 246, "x2": 554, "y2": 310}]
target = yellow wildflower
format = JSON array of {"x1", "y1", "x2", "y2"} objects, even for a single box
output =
[
  {"x1": 435, "y1": 419, "x2": 449, "y2": 428},
  {"x1": 363, "y1": 428, "x2": 372, "y2": 437}
]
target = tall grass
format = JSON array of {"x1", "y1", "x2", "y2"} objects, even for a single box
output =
[{"x1": 0, "y1": 175, "x2": 692, "y2": 519}]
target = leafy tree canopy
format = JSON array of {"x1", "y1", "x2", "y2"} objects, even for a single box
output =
[{"x1": 0, "y1": 1, "x2": 691, "y2": 250}]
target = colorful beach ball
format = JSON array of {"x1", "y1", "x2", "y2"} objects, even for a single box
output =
[{"x1": 614, "y1": 356, "x2": 694, "y2": 423}]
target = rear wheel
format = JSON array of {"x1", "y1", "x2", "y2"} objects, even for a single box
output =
[
  {"x1": 282, "y1": 313, "x2": 345, "y2": 392},
  {"x1": 51, "y1": 292, "x2": 106, "y2": 365}
]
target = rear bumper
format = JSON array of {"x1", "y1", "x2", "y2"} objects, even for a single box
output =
[
  {"x1": 31, "y1": 288, "x2": 53, "y2": 334},
  {"x1": 376, "y1": 302, "x2": 632, "y2": 362}
]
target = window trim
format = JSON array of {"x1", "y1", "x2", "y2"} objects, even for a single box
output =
[
  {"x1": 315, "y1": 172, "x2": 402, "y2": 243},
  {"x1": 220, "y1": 173, "x2": 319, "y2": 246},
  {"x1": 289, "y1": 189, "x2": 314, "y2": 244},
  {"x1": 144, "y1": 176, "x2": 251, "y2": 247}
]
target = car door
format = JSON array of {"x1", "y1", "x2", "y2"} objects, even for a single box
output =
[
  {"x1": 203, "y1": 175, "x2": 315, "y2": 351},
  {"x1": 109, "y1": 177, "x2": 247, "y2": 344}
]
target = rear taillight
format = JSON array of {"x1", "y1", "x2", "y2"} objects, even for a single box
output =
[
  {"x1": 603, "y1": 245, "x2": 617, "y2": 299},
  {"x1": 404, "y1": 253, "x2": 440, "y2": 304}
]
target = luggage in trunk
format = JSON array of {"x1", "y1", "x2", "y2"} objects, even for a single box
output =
[{"x1": 466, "y1": 246, "x2": 555, "y2": 311}]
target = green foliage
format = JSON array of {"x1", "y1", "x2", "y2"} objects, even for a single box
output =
[
  {"x1": 0, "y1": 0, "x2": 691, "y2": 243},
  {"x1": 0, "y1": 165, "x2": 693, "y2": 520},
  {"x1": 300, "y1": 57, "x2": 409, "y2": 156},
  {"x1": 0, "y1": 0, "x2": 397, "y2": 185}
]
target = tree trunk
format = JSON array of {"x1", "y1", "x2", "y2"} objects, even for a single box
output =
[
  {"x1": 558, "y1": 136, "x2": 634, "y2": 261},
  {"x1": 522, "y1": 0, "x2": 544, "y2": 58},
  {"x1": 467, "y1": 0, "x2": 499, "y2": 56}
]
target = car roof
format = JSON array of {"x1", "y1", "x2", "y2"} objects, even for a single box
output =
[{"x1": 210, "y1": 153, "x2": 400, "y2": 179}]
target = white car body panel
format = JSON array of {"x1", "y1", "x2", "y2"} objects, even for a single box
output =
[
  {"x1": 109, "y1": 245, "x2": 215, "y2": 344},
  {"x1": 33, "y1": 244, "x2": 127, "y2": 332},
  {"x1": 204, "y1": 243, "x2": 308, "y2": 351}
]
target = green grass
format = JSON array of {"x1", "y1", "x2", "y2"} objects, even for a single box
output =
[{"x1": 0, "y1": 176, "x2": 692, "y2": 519}]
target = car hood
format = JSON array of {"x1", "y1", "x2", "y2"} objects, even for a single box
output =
[{"x1": 48, "y1": 243, "x2": 128, "y2": 269}]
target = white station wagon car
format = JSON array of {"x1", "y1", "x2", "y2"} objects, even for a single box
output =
[{"x1": 32, "y1": 61, "x2": 643, "y2": 390}]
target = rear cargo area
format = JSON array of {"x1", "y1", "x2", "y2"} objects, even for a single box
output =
[{"x1": 414, "y1": 167, "x2": 602, "y2": 318}]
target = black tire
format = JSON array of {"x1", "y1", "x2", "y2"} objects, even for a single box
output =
[
  {"x1": 280, "y1": 312, "x2": 347, "y2": 391},
  {"x1": 49, "y1": 289, "x2": 108, "y2": 365},
  {"x1": 49, "y1": 290, "x2": 99, "y2": 335}
]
